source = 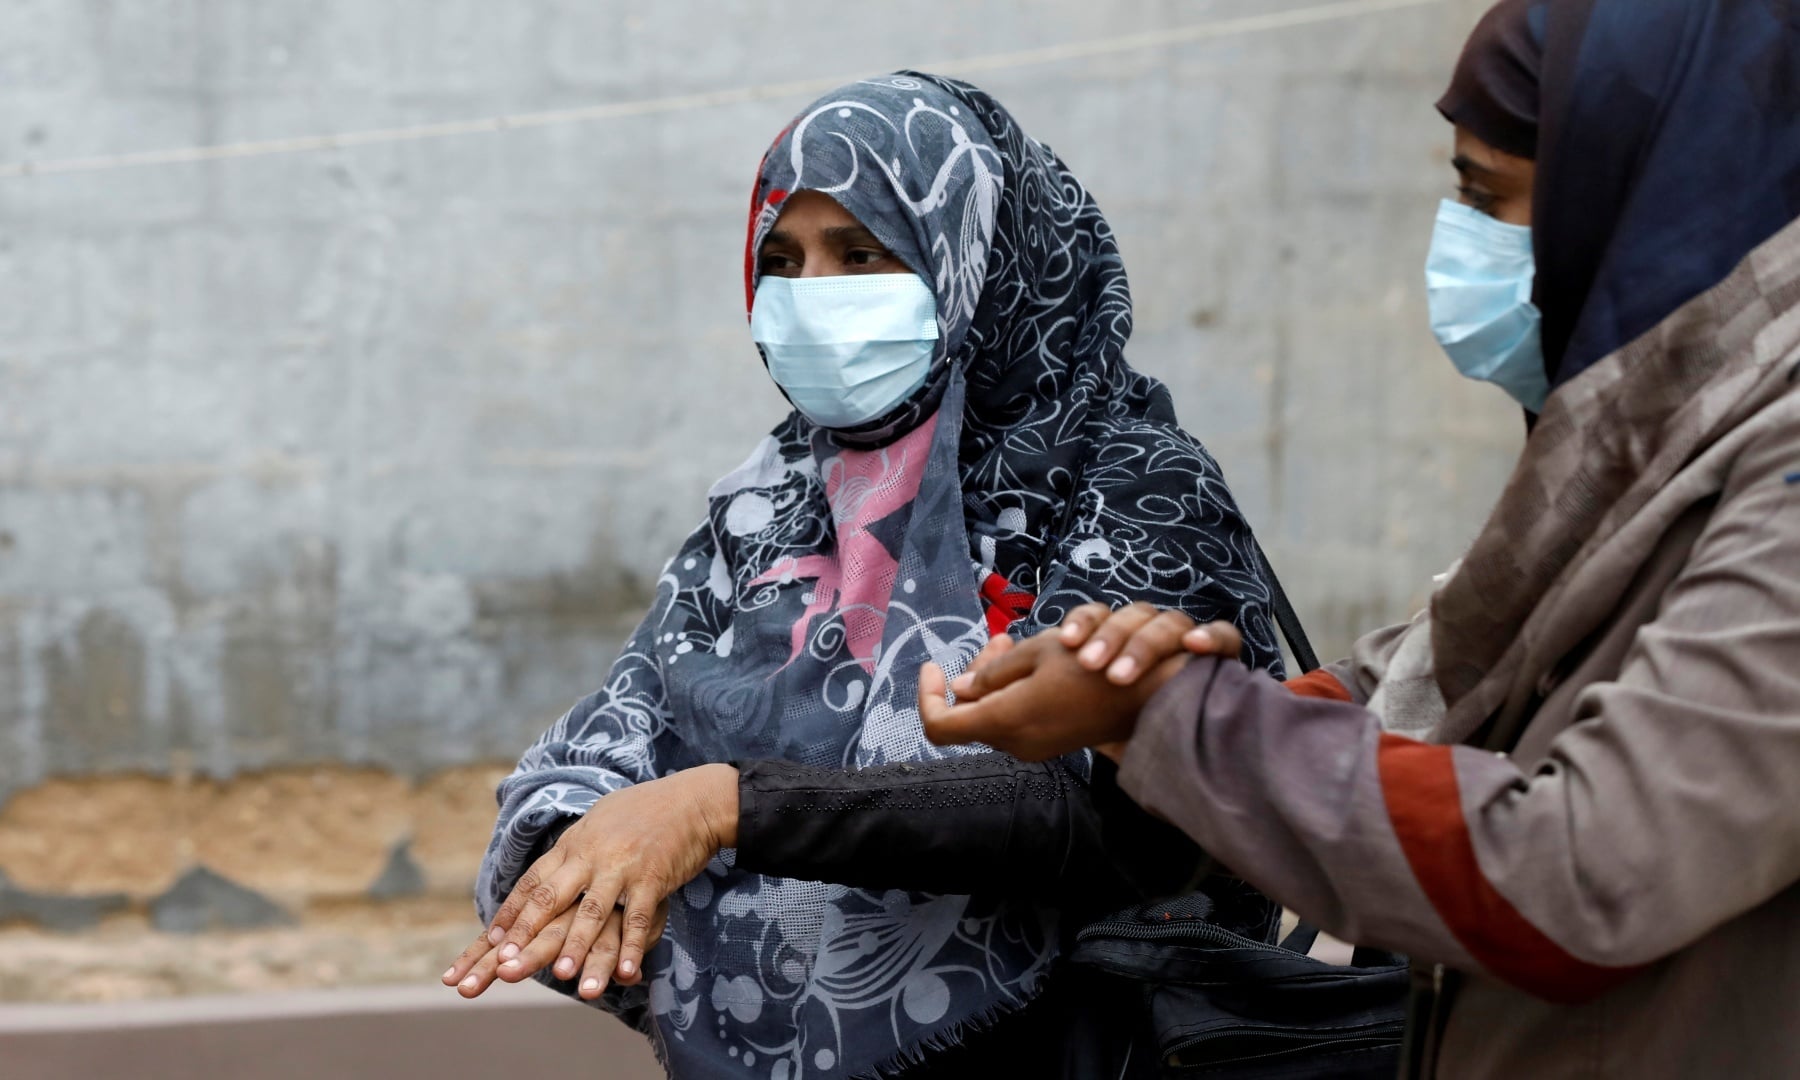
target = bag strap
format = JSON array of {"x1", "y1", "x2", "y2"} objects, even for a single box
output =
[
  {"x1": 1279, "y1": 920, "x2": 1320, "y2": 955},
  {"x1": 1254, "y1": 539, "x2": 1320, "y2": 673}
]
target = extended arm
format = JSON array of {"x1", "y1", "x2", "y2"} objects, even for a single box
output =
[
  {"x1": 1119, "y1": 407, "x2": 1800, "y2": 1002},
  {"x1": 450, "y1": 611, "x2": 696, "y2": 1016},
  {"x1": 736, "y1": 751, "x2": 1204, "y2": 922}
]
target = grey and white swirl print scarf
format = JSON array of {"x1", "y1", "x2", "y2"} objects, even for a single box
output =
[{"x1": 479, "y1": 73, "x2": 1282, "y2": 1079}]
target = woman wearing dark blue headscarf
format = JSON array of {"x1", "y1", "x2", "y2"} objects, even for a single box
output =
[
  {"x1": 922, "y1": 1, "x2": 1800, "y2": 1076},
  {"x1": 441, "y1": 73, "x2": 1288, "y2": 1078}
]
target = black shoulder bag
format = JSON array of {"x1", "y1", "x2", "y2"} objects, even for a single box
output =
[{"x1": 1069, "y1": 543, "x2": 1410, "y2": 1078}]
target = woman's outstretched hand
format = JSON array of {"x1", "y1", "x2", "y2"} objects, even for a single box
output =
[
  {"x1": 442, "y1": 763, "x2": 738, "y2": 1001},
  {"x1": 443, "y1": 901, "x2": 670, "y2": 1002}
]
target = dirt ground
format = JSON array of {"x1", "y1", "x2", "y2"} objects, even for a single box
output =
[
  {"x1": 0, "y1": 762, "x2": 518, "y2": 1005},
  {"x1": 0, "y1": 764, "x2": 512, "y2": 900},
  {"x1": 0, "y1": 896, "x2": 488, "y2": 1004}
]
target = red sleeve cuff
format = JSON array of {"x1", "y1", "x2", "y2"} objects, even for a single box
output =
[
  {"x1": 1284, "y1": 669, "x2": 1354, "y2": 702},
  {"x1": 1377, "y1": 734, "x2": 1647, "y2": 1003}
]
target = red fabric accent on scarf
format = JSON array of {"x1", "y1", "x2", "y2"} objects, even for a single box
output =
[
  {"x1": 978, "y1": 571, "x2": 1035, "y2": 638},
  {"x1": 1377, "y1": 733, "x2": 1648, "y2": 1003},
  {"x1": 743, "y1": 165, "x2": 768, "y2": 313},
  {"x1": 742, "y1": 132, "x2": 789, "y2": 312},
  {"x1": 1284, "y1": 669, "x2": 1354, "y2": 702}
]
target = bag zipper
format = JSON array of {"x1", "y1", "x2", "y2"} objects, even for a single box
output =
[{"x1": 1075, "y1": 916, "x2": 1267, "y2": 950}]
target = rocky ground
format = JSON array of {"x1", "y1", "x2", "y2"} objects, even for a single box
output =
[
  {"x1": 0, "y1": 762, "x2": 514, "y2": 1005},
  {"x1": 0, "y1": 896, "x2": 484, "y2": 1004}
]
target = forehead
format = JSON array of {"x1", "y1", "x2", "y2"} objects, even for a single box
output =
[
  {"x1": 1453, "y1": 125, "x2": 1534, "y2": 180},
  {"x1": 764, "y1": 191, "x2": 865, "y2": 237}
]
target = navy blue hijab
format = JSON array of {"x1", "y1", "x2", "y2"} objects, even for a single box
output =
[{"x1": 1441, "y1": 0, "x2": 1800, "y2": 390}]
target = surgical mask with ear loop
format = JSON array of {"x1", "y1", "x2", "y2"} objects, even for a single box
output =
[
  {"x1": 1426, "y1": 198, "x2": 1552, "y2": 414},
  {"x1": 750, "y1": 274, "x2": 941, "y2": 430}
]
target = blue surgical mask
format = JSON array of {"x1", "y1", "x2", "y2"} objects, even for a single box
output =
[
  {"x1": 750, "y1": 274, "x2": 941, "y2": 430},
  {"x1": 1426, "y1": 198, "x2": 1551, "y2": 414}
]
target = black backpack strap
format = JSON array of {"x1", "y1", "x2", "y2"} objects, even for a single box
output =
[
  {"x1": 1254, "y1": 538, "x2": 1320, "y2": 673},
  {"x1": 1279, "y1": 920, "x2": 1321, "y2": 956}
]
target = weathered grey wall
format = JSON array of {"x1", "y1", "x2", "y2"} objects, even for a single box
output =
[{"x1": 1, "y1": 0, "x2": 1517, "y2": 804}]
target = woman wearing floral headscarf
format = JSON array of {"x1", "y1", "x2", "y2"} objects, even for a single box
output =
[{"x1": 442, "y1": 73, "x2": 1285, "y2": 1077}]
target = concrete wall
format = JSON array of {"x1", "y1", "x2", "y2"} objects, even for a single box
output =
[{"x1": 1, "y1": 0, "x2": 1516, "y2": 818}]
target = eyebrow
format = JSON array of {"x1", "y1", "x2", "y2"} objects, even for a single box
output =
[
  {"x1": 759, "y1": 225, "x2": 888, "y2": 251},
  {"x1": 1451, "y1": 153, "x2": 1501, "y2": 182},
  {"x1": 823, "y1": 224, "x2": 884, "y2": 246}
]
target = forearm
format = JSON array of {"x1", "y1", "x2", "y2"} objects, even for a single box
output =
[
  {"x1": 735, "y1": 754, "x2": 1078, "y2": 894},
  {"x1": 1119, "y1": 651, "x2": 1800, "y2": 1004},
  {"x1": 734, "y1": 753, "x2": 1192, "y2": 914},
  {"x1": 1119, "y1": 660, "x2": 1467, "y2": 966}
]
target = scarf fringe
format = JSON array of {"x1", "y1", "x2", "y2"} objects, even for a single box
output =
[{"x1": 851, "y1": 968, "x2": 1050, "y2": 1080}]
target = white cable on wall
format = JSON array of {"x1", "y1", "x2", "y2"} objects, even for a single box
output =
[{"x1": 0, "y1": 0, "x2": 1445, "y2": 180}]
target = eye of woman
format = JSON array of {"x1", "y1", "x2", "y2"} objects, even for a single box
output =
[
  {"x1": 758, "y1": 249, "x2": 800, "y2": 277},
  {"x1": 1457, "y1": 183, "x2": 1501, "y2": 217},
  {"x1": 845, "y1": 248, "x2": 894, "y2": 268}
]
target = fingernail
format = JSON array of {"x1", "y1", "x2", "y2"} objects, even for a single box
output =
[
  {"x1": 1109, "y1": 657, "x2": 1137, "y2": 682},
  {"x1": 499, "y1": 943, "x2": 519, "y2": 961},
  {"x1": 555, "y1": 958, "x2": 575, "y2": 978},
  {"x1": 460, "y1": 976, "x2": 478, "y2": 990},
  {"x1": 1061, "y1": 623, "x2": 1081, "y2": 642},
  {"x1": 487, "y1": 926, "x2": 504, "y2": 945},
  {"x1": 619, "y1": 959, "x2": 636, "y2": 976},
  {"x1": 501, "y1": 958, "x2": 521, "y2": 971},
  {"x1": 1187, "y1": 629, "x2": 1213, "y2": 649},
  {"x1": 949, "y1": 674, "x2": 973, "y2": 692},
  {"x1": 441, "y1": 967, "x2": 457, "y2": 983},
  {"x1": 1080, "y1": 641, "x2": 1107, "y2": 666},
  {"x1": 582, "y1": 978, "x2": 600, "y2": 994}
]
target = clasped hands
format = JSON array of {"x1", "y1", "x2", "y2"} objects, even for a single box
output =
[
  {"x1": 921, "y1": 601, "x2": 1243, "y2": 761},
  {"x1": 447, "y1": 602, "x2": 1240, "y2": 999}
]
